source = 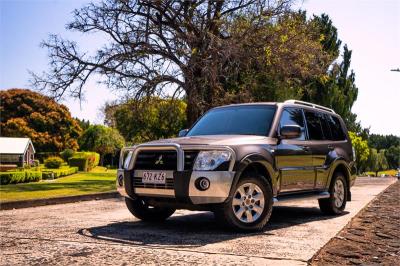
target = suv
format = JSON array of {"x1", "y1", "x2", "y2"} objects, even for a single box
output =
[{"x1": 117, "y1": 100, "x2": 356, "y2": 231}]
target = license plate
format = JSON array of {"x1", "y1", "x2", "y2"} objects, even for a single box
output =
[{"x1": 141, "y1": 171, "x2": 166, "y2": 184}]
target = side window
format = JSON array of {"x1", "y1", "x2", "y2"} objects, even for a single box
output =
[
  {"x1": 305, "y1": 111, "x2": 324, "y2": 140},
  {"x1": 320, "y1": 114, "x2": 333, "y2": 140},
  {"x1": 279, "y1": 108, "x2": 305, "y2": 140},
  {"x1": 327, "y1": 115, "x2": 346, "y2": 141}
]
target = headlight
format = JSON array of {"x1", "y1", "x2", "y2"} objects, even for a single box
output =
[{"x1": 193, "y1": 150, "x2": 231, "y2": 171}]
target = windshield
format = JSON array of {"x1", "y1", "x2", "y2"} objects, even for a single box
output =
[{"x1": 187, "y1": 105, "x2": 276, "y2": 136}]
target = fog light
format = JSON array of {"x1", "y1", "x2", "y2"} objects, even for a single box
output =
[
  {"x1": 195, "y1": 177, "x2": 210, "y2": 191},
  {"x1": 117, "y1": 175, "x2": 124, "y2": 187}
]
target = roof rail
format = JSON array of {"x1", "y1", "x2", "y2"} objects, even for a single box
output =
[{"x1": 284, "y1": 100, "x2": 336, "y2": 114}]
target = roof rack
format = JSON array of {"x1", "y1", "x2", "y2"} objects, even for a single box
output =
[{"x1": 284, "y1": 100, "x2": 336, "y2": 113}]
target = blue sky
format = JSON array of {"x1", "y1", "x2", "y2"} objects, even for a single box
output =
[{"x1": 1, "y1": 0, "x2": 399, "y2": 135}]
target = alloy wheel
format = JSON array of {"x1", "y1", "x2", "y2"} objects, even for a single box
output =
[{"x1": 232, "y1": 182, "x2": 265, "y2": 223}]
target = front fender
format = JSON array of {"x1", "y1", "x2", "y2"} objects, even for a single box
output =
[{"x1": 228, "y1": 151, "x2": 278, "y2": 200}]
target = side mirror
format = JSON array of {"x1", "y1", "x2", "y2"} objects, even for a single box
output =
[
  {"x1": 280, "y1": 125, "x2": 301, "y2": 139},
  {"x1": 178, "y1": 129, "x2": 189, "y2": 137}
]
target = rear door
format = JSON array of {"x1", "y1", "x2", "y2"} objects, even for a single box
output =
[
  {"x1": 275, "y1": 107, "x2": 315, "y2": 192},
  {"x1": 303, "y1": 111, "x2": 332, "y2": 189}
]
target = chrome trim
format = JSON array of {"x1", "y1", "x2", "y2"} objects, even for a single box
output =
[
  {"x1": 116, "y1": 169, "x2": 128, "y2": 197},
  {"x1": 284, "y1": 99, "x2": 335, "y2": 113},
  {"x1": 118, "y1": 143, "x2": 237, "y2": 203},
  {"x1": 134, "y1": 188, "x2": 175, "y2": 197},
  {"x1": 120, "y1": 144, "x2": 236, "y2": 172},
  {"x1": 189, "y1": 171, "x2": 235, "y2": 204},
  {"x1": 122, "y1": 143, "x2": 184, "y2": 171},
  {"x1": 273, "y1": 191, "x2": 330, "y2": 205}
]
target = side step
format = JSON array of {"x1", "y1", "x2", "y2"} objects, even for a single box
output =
[{"x1": 273, "y1": 191, "x2": 330, "y2": 205}]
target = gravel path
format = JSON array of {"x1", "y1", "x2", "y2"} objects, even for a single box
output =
[{"x1": 0, "y1": 177, "x2": 396, "y2": 265}]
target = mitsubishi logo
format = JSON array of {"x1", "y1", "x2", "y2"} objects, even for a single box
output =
[{"x1": 155, "y1": 155, "x2": 164, "y2": 165}]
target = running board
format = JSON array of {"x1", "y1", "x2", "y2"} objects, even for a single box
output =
[{"x1": 273, "y1": 191, "x2": 330, "y2": 204}]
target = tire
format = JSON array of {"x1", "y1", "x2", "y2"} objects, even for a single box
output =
[
  {"x1": 125, "y1": 197, "x2": 175, "y2": 222},
  {"x1": 319, "y1": 172, "x2": 348, "y2": 215},
  {"x1": 214, "y1": 174, "x2": 273, "y2": 232}
]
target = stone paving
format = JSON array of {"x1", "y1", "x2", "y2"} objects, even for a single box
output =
[
  {"x1": 311, "y1": 180, "x2": 400, "y2": 265},
  {"x1": 0, "y1": 177, "x2": 396, "y2": 265}
]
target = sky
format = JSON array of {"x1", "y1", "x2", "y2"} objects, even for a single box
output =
[{"x1": 1, "y1": 0, "x2": 399, "y2": 135}]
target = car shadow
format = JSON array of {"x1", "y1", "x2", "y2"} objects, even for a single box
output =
[{"x1": 78, "y1": 206, "x2": 349, "y2": 248}]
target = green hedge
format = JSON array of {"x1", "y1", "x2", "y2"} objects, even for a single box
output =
[
  {"x1": 0, "y1": 171, "x2": 42, "y2": 185},
  {"x1": 69, "y1": 152, "x2": 99, "y2": 171},
  {"x1": 44, "y1": 156, "x2": 64, "y2": 169},
  {"x1": 68, "y1": 157, "x2": 88, "y2": 171},
  {"x1": 42, "y1": 167, "x2": 78, "y2": 179}
]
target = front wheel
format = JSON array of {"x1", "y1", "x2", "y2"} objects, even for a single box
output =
[
  {"x1": 214, "y1": 175, "x2": 273, "y2": 232},
  {"x1": 319, "y1": 173, "x2": 348, "y2": 215},
  {"x1": 125, "y1": 197, "x2": 175, "y2": 222}
]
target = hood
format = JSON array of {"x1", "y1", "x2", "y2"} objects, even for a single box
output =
[{"x1": 147, "y1": 135, "x2": 277, "y2": 146}]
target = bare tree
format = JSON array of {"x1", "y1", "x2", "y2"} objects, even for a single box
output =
[{"x1": 32, "y1": 0, "x2": 292, "y2": 124}]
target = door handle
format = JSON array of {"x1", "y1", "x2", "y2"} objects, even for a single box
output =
[{"x1": 303, "y1": 146, "x2": 310, "y2": 151}]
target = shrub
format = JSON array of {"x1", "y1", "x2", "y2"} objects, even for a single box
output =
[
  {"x1": 44, "y1": 156, "x2": 63, "y2": 169},
  {"x1": 32, "y1": 160, "x2": 40, "y2": 167},
  {"x1": 25, "y1": 171, "x2": 42, "y2": 182},
  {"x1": 42, "y1": 167, "x2": 78, "y2": 179},
  {"x1": 0, "y1": 172, "x2": 25, "y2": 184},
  {"x1": 60, "y1": 149, "x2": 75, "y2": 162},
  {"x1": 69, "y1": 152, "x2": 99, "y2": 171},
  {"x1": 69, "y1": 157, "x2": 89, "y2": 171},
  {"x1": 0, "y1": 171, "x2": 42, "y2": 184}
]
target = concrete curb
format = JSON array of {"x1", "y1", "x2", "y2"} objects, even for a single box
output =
[{"x1": 0, "y1": 192, "x2": 121, "y2": 211}]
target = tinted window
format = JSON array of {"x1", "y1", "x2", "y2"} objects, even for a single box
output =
[
  {"x1": 279, "y1": 108, "x2": 305, "y2": 140},
  {"x1": 305, "y1": 111, "x2": 324, "y2": 140},
  {"x1": 326, "y1": 115, "x2": 346, "y2": 140},
  {"x1": 187, "y1": 105, "x2": 276, "y2": 136},
  {"x1": 320, "y1": 114, "x2": 332, "y2": 140}
]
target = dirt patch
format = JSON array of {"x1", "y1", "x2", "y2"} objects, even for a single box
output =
[{"x1": 310, "y1": 180, "x2": 400, "y2": 265}]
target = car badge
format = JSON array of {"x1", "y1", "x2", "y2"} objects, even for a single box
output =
[{"x1": 155, "y1": 155, "x2": 164, "y2": 165}]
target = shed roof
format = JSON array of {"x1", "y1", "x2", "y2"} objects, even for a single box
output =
[{"x1": 0, "y1": 137, "x2": 35, "y2": 154}]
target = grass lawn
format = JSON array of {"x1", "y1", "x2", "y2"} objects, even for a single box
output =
[{"x1": 0, "y1": 167, "x2": 117, "y2": 203}]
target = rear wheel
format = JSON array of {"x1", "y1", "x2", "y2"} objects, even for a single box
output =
[
  {"x1": 125, "y1": 197, "x2": 175, "y2": 222},
  {"x1": 319, "y1": 173, "x2": 347, "y2": 215},
  {"x1": 215, "y1": 174, "x2": 273, "y2": 232}
]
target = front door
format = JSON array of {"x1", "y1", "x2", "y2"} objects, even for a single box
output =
[{"x1": 275, "y1": 107, "x2": 315, "y2": 192}]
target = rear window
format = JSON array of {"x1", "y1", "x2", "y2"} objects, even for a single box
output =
[{"x1": 326, "y1": 115, "x2": 346, "y2": 141}]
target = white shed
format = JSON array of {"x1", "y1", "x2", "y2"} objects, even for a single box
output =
[{"x1": 0, "y1": 137, "x2": 36, "y2": 166}]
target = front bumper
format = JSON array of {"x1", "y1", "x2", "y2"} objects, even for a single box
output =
[
  {"x1": 117, "y1": 169, "x2": 235, "y2": 204},
  {"x1": 116, "y1": 143, "x2": 236, "y2": 205}
]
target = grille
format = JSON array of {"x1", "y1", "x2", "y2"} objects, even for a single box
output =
[
  {"x1": 133, "y1": 176, "x2": 174, "y2": 189},
  {"x1": 134, "y1": 150, "x2": 177, "y2": 170},
  {"x1": 133, "y1": 150, "x2": 198, "y2": 171}
]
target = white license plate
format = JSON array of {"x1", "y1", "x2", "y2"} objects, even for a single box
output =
[{"x1": 141, "y1": 171, "x2": 167, "y2": 184}]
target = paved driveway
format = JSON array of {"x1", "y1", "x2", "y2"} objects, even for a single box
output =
[{"x1": 0, "y1": 177, "x2": 396, "y2": 265}]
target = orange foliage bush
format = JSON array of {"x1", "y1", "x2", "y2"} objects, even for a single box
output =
[{"x1": 0, "y1": 89, "x2": 82, "y2": 152}]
